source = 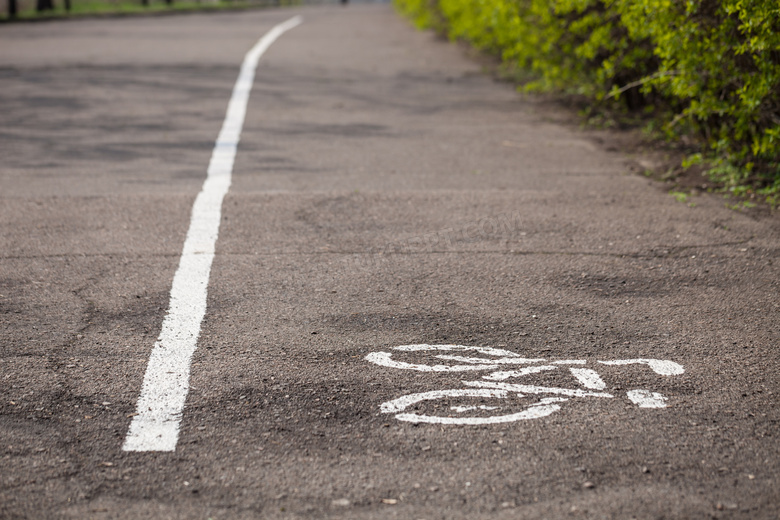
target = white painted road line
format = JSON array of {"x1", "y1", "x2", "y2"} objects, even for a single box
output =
[{"x1": 123, "y1": 16, "x2": 303, "y2": 453}]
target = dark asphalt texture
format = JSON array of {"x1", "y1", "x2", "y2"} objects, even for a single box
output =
[{"x1": 1, "y1": 5, "x2": 779, "y2": 519}]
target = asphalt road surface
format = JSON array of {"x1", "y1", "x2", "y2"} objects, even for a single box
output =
[{"x1": 1, "y1": 5, "x2": 779, "y2": 519}]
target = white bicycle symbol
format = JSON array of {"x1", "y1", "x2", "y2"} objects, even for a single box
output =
[{"x1": 365, "y1": 345, "x2": 685, "y2": 425}]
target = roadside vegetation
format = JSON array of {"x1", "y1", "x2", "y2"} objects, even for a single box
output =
[{"x1": 395, "y1": 0, "x2": 780, "y2": 208}]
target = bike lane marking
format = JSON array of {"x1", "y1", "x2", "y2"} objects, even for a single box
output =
[
  {"x1": 366, "y1": 344, "x2": 685, "y2": 425},
  {"x1": 123, "y1": 15, "x2": 303, "y2": 453}
]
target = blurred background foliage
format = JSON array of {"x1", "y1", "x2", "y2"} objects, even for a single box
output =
[{"x1": 396, "y1": 0, "x2": 780, "y2": 205}]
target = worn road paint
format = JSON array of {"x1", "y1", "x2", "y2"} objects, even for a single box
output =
[
  {"x1": 380, "y1": 389, "x2": 508, "y2": 414},
  {"x1": 482, "y1": 366, "x2": 558, "y2": 381},
  {"x1": 436, "y1": 354, "x2": 548, "y2": 365},
  {"x1": 367, "y1": 345, "x2": 685, "y2": 425},
  {"x1": 568, "y1": 368, "x2": 607, "y2": 390},
  {"x1": 598, "y1": 359, "x2": 684, "y2": 376},
  {"x1": 364, "y1": 351, "x2": 498, "y2": 372},
  {"x1": 465, "y1": 380, "x2": 614, "y2": 399},
  {"x1": 381, "y1": 389, "x2": 565, "y2": 425},
  {"x1": 123, "y1": 16, "x2": 303, "y2": 452},
  {"x1": 365, "y1": 345, "x2": 544, "y2": 373},
  {"x1": 627, "y1": 389, "x2": 668, "y2": 408},
  {"x1": 451, "y1": 405, "x2": 500, "y2": 412},
  {"x1": 394, "y1": 344, "x2": 522, "y2": 357}
]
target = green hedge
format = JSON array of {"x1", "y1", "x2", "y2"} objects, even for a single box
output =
[{"x1": 396, "y1": 0, "x2": 780, "y2": 201}]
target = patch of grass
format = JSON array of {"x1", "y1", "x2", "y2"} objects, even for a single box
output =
[
  {"x1": 669, "y1": 190, "x2": 698, "y2": 208},
  {"x1": 726, "y1": 201, "x2": 758, "y2": 211}
]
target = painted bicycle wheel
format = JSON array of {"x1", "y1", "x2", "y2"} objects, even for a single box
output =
[{"x1": 379, "y1": 388, "x2": 566, "y2": 425}]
